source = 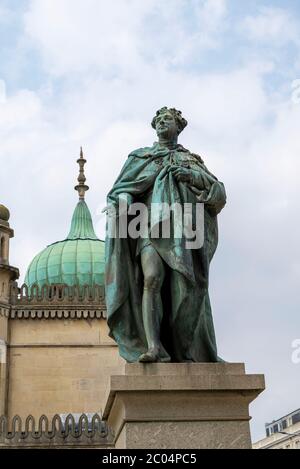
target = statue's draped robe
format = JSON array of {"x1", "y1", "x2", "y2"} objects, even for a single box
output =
[{"x1": 105, "y1": 143, "x2": 226, "y2": 362}]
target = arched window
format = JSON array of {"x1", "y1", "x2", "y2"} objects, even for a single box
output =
[{"x1": 0, "y1": 237, "x2": 5, "y2": 261}]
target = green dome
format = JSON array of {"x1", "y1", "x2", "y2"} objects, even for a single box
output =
[{"x1": 25, "y1": 200, "x2": 105, "y2": 288}]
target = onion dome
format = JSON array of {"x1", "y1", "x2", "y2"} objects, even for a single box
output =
[{"x1": 25, "y1": 149, "x2": 105, "y2": 288}]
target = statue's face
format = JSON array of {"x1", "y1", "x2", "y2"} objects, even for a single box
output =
[{"x1": 155, "y1": 111, "x2": 178, "y2": 140}]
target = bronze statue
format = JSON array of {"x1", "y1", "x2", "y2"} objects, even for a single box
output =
[{"x1": 105, "y1": 107, "x2": 226, "y2": 363}]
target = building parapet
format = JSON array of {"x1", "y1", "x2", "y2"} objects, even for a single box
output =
[
  {"x1": 1, "y1": 283, "x2": 107, "y2": 320},
  {"x1": 0, "y1": 413, "x2": 113, "y2": 448},
  {"x1": 11, "y1": 283, "x2": 105, "y2": 304}
]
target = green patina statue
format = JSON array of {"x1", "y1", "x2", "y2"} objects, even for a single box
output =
[{"x1": 105, "y1": 107, "x2": 226, "y2": 363}]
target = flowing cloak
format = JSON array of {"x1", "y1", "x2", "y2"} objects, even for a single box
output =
[{"x1": 105, "y1": 142, "x2": 226, "y2": 362}]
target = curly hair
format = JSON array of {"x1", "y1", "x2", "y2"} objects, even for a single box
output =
[{"x1": 151, "y1": 107, "x2": 188, "y2": 135}]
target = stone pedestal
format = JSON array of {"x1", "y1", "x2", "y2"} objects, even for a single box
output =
[{"x1": 103, "y1": 363, "x2": 265, "y2": 449}]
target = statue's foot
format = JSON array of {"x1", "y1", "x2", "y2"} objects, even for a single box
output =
[
  {"x1": 159, "y1": 356, "x2": 171, "y2": 363},
  {"x1": 139, "y1": 348, "x2": 159, "y2": 363},
  {"x1": 138, "y1": 349, "x2": 171, "y2": 363},
  {"x1": 158, "y1": 343, "x2": 171, "y2": 362}
]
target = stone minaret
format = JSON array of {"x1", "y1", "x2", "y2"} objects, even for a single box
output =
[{"x1": 0, "y1": 204, "x2": 19, "y2": 416}]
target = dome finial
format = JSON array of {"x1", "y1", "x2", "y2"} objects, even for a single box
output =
[{"x1": 75, "y1": 147, "x2": 89, "y2": 200}]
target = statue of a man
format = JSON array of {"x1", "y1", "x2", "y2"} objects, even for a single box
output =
[{"x1": 105, "y1": 107, "x2": 226, "y2": 363}]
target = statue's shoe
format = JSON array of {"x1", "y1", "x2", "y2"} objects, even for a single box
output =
[
  {"x1": 158, "y1": 344, "x2": 171, "y2": 363},
  {"x1": 138, "y1": 348, "x2": 171, "y2": 363},
  {"x1": 138, "y1": 349, "x2": 159, "y2": 363}
]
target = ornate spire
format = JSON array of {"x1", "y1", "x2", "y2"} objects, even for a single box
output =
[
  {"x1": 67, "y1": 147, "x2": 98, "y2": 240},
  {"x1": 75, "y1": 147, "x2": 89, "y2": 200}
]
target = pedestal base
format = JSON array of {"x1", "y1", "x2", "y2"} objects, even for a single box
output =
[{"x1": 103, "y1": 363, "x2": 265, "y2": 449}]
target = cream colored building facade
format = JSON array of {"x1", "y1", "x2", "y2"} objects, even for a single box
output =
[
  {"x1": 0, "y1": 154, "x2": 124, "y2": 446},
  {"x1": 253, "y1": 409, "x2": 300, "y2": 449}
]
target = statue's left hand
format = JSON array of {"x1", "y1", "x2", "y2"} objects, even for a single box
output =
[{"x1": 170, "y1": 166, "x2": 193, "y2": 184}]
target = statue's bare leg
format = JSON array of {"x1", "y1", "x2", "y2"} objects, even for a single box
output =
[{"x1": 139, "y1": 245, "x2": 166, "y2": 363}]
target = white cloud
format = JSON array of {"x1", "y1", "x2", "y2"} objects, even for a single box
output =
[
  {"x1": 241, "y1": 6, "x2": 299, "y2": 46},
  {"x1": 0, "y1": 87, "x2": 41, "y2": 130},
  {"x1": 0, "y1": 79, "x2": 6, "y2": 104},
  {"x1": 23, "y1": 0, "x2": 228, "y2": 75},
  {"x1": 0, "y1": 5, "x2": 13, "y2": 24},
  {"x1": 24, "y1": 0, "x2": 146, "y2": 75},
  {"x1": 199, "y1": 0, "x2": 227, "y2": 34},
  {"x1": 179, "y1": 65, "x2": 270, "y2": 138}
]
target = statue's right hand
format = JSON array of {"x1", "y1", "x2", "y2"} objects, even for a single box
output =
[
  {"x1": 102, "y1": 203, "x2": 118, "y2": 218},
  {"x1": 103, "y1": 194, "x2": 132, "y2": 219},
  {"x1": 118, "y1": 193, "x2": 133, "y2": 205}
]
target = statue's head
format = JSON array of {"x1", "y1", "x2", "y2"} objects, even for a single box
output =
[{"x1": 151, "y1": 107, "x2": 188, "y2": 140}]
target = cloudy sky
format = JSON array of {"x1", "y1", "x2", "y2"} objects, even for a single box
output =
[{"x1": 1, "y1": 0, "x2": 300, "y2": 442}]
